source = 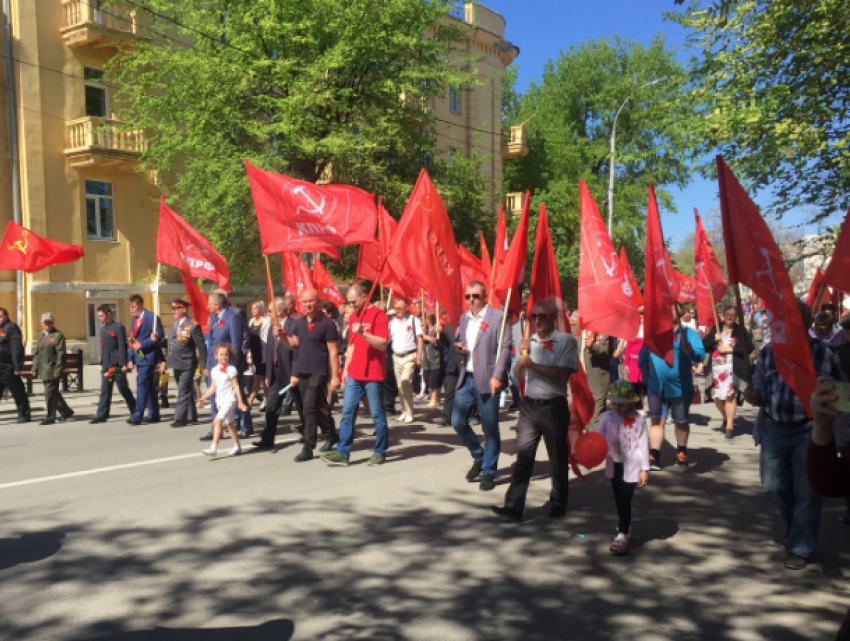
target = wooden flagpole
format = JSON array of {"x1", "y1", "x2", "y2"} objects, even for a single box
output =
[
  {"x1": 264, "y1": 255, "x2": 278, "y2": 326},
  {"x1": 154, "y1": 263, "x2": 161, "y2": 318},
  {"x1": 496, "y1": 288, "x2": 512, "y2": 359},
  {"x1": 812, "y1": 282, "x2": 827, "y2": 314}
]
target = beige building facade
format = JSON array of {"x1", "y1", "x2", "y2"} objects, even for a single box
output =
[{"x1": 0, "y1": 1, "x2": 526, "y2": 363}]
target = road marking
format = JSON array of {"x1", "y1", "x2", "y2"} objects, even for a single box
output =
[{"x1": 0, "y1": 452, "x2": 201, "y2": 490}]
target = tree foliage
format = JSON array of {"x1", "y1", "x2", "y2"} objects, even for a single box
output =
[
  {"x1": 108, "y1": 0, "x2": 489, "y2": 284},
  {"x1": 501, "y1": 36, "x2": 700, "y2": 308},
  {"x1": 669, "y1": 0, "x2": 850, "y2": 221}
]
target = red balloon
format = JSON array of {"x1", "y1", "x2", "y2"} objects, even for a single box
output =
[{"x1": 573, "y1": 432, "x2": 608, "y2": 469}]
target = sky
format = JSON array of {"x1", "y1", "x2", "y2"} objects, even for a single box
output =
[{"x1": 482, "y1": 0, "x2": 840, "y2": 248}]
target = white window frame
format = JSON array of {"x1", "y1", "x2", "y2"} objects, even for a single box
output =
[
  {"x1": 449, "y1": 86, "x2": 461, "y2": 115},
  {"x1": 84, "y1": 67, "x2": 109, "y2": 118},
  {"x1": 85, "y1": 180, "x2": 116, "y2": 241}
]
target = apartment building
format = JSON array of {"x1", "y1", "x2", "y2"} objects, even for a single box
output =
[{"x1": 0, "y1": 1, "x2": 526, "y2": 362}]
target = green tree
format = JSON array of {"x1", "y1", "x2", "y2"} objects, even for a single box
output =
[
  {"x1": 501, "y1": 36, "x2": 700, "y2": 308},
  {"x1": 107, "y1": 0, "x2": 488, "y2": 284},
  {"x1": 670, "y1": 0, "x2": 850, "y2": 221}
]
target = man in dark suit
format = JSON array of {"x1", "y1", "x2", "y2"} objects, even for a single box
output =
[
  {"x1": 0, "y1": 307, "x2": 31, "y2": 423},
  {"x1": 127, "y1": 294, "x2": 164, "y2": 425},
  {"x1": 164, "y1": 297, "x2": 207, "y2": 427},
  {"x1": 200, "y1": 291, "x2": 250, "y2": 440},
  {"x1": 451, "y1": 280, "x2": 512, "y2": 491},
  {"x1": 253, "y1": 297, "x2": 304, "y2": 448},
  {"x1": 91, "y1": 305, "x2": 136, "y2": 423},
  {"x1": 32, "y1": 312, "x2": 74, "y2": 425}
]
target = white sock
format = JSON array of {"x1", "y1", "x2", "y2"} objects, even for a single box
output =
[
  {"x1": 208, "y1": 444, "x2": 217, "y2": 453},
  {"x1": 615, "y1": 533, "x2": 627, "y2": 541}
]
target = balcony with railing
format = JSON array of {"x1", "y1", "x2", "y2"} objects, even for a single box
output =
[
  {"x1": 505, "y1": 192, "x2": 524, "y2": 218},
  {"x1": 65, "y1": 116, "x2": 147, "y2": 169},
  {"x1": 61, "y1": 0, "x2": 143, "y2": 49},
  {"x1": 501, "y1": 125, "x2": 528, "y2": 162}
]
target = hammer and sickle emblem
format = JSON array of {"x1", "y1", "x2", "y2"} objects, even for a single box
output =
[
  {"x1": 10, "y1": 230, "x2": 27, "y2": 254},
  {"x1": 419, "y1": 190, "x2": 435, "y2": 213},
  {"x1": 292, "y1": 185, "x2": 326, "y2": 218}
]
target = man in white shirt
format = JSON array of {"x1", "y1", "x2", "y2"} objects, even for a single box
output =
[
  {"x1": 388, "y1": 297, "x2": 423, "y2": 422},
  {"x1": 492, "y1": 300, "x2": 577, "y2": 521}
]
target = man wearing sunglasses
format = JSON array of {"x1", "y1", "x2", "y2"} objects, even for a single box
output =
[
  {"x1": 492, "y1": 300, "x2": 577, "y2": 521},
  {"x1": 451, "y1": 280, "x2": 512, "y2": 491}
]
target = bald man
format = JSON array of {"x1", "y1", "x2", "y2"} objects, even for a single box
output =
[{"x1": 279, "y1": 288, "x2": 340, "y2": 462}]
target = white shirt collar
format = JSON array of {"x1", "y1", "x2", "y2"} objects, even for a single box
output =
[{"x1": 468, "y1": 305, "x2": 489, "y2": 321}]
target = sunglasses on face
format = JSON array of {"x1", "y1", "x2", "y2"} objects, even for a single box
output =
[
  {"x1": 465, "y1": 293, "x2": 482, "y2": 300},
  {"x1": 529, "y1": 313, "x2": 554, "y2": 322}
]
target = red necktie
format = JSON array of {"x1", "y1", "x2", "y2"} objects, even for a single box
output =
[{"x1": 133, "y1": 314, "x2": 141, "y2": 335}]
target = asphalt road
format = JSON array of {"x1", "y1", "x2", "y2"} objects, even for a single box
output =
[{"x1": 1, "y1": 378, "x2": 849, "y2": 641}]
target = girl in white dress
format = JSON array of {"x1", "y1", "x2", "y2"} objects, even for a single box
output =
[{"x1": 199, "y1": 343, "x2": 248, "y2": 457}]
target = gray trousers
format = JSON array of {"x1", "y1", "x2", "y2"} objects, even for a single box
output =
[
  {"x1": 172, "y1": 368, "x2": 197, "y2": 423},
  {"x1": 43, "y1": 378, "x2": 71, "y2": 420}
]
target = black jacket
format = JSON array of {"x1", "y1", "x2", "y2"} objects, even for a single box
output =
[
  {"x1": 702, "y1": 324, "x2": 754, "y2": 383},
  {"x1": 265, "y1": 316, "x2": 297, "y2": 386},
  {"x1": 0, "y1": 320, "x2": 25, "y2": 372},
  {"x1": 100, "y1": 321, "x2": 128, "y2": 370}
]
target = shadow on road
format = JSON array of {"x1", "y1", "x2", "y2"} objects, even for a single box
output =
[{"x1": 72, "y1": 619, "x2": 294, "y2": 641}]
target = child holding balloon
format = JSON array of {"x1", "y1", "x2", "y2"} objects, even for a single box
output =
[{"x1": 595, "y1": 380, "x2": 650, "y2": 556}]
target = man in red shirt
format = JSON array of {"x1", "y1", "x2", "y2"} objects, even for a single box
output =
[{"x1": 322, "y1": 284, "x2": 390, "y2": 466}]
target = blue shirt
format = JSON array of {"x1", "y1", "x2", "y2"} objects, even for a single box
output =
[{"x1": 638, "y1": 327, "x2": 706, "y2": 400}]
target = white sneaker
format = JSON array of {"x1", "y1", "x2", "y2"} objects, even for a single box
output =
[
  {"x1": 202, "y1": 447, "x2": 217, "y2": 457},
  {"x1": 403, "y1": 415, "x2": 414, "y2": 423},
  {"x1": 228, "y1": 446, "x2": 242, "y2": 457}
]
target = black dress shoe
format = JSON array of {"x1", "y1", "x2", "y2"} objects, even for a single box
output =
[
  {"x1": 170, "y1": 421, "x2": 188, "y2": 428},
  {"x1": 126, "y1": 419, "x2": 141, "y2": 426},
  {"x1": 199, "y1": 431, "x2": 213, "y2": 441},
  {"x1": 39, "y1": 419, "x2": 56, "y2": 426},
  {"x1": 294, "y1": 447, "x2": 314, "y2": 462},
  {"x1": 491, "y1": 505, "x2": 521, "y2": 523},
  {"x1": 89, "y1": 418, "x2": 105, "y2": 424},
  {"x1": 319, "y1": 435, "x2": 339, "y2": 452},
  {"x1": 58, "y1": 411, "x2": 74, "y2": 422},
  {"x1": 466, "y1": 460, "x2": 482, "y2": 482},
  {"x1": 434, "y1": 417, "x2": 449, "y2": 426},
  {"x1": 16, "y1": 415, "x2": 31, "y2": 424},
  {"x1": 549, "y1": 505, "x2": 567, "y2": 518},
  {"x1": 252, "y1": 440, "x2": 274, "y2": 449},
  {"x1": 479, "y1": 474, "x2": 495, "y2": 491},
  {"x1": 508, "y1": 403, "x2": 519, "y2": 411}
]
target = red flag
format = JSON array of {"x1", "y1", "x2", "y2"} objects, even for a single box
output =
[
  {"x1": 527, "y1": 204, "x2": 566, "y2": 332},
  {"x1": 180, "y1": 270, "x2": 210, "y2": 334},
  {"x1": 356, "y1": 203, "x2": 396, "y2": 283},
  {"x1": 805, "y1": 268, "x2": 824, "y2": 308},
  {"x1": 246, "y1": 160, "x2": 374, "y2": 258},
  {"x1": 717, "y1": 155, "x2": 817, "y2": 414},
  {"x1": 820, "y1": 209, "x2": 850, "y2": 296},
  {"x1": 676, "y1": 271, "x2": 698, "y2": 305},
  {"x1": 569, "y1": 361, "x2": 595, "y2": 428},
  {"x1": 489, "y1": 204, "x2": 508, "y2": 305},
  {"x1": 282, "y1": 252, "x2": 315, "y2": 315},
  {"x1": 619, "y1": 248, "x2": 643, "y2": 307},
  {"x1": 694, "y1": 208, "x2": 728, "y2": 328},
  {"x1": 0, "y1": 221, "x2": 84, "y2": 273},
  {"x1": 458, "y1": 244, "x2": 487, "y2": 292},
  {"x1": 643, "y1": 184, "x2": 680, "y2": 366},
  {"x1": 576, "y1": 180, "x2": 641, "y2": 341},
  {"x1": 392, "y1": 169, "x2": 463, "y2": 326},
  {"x1": 313, "y1": 256, "x2": 344, "y2": 307},
  {"x1": 157, "y1": 197, "x2": 230, "y2": 291},
  {"x1": 480, "y1": 232, "x2": 491, "y2": 285},
  {"x1": 493, "y1": 191, "x2": 531, "y2": 323}
]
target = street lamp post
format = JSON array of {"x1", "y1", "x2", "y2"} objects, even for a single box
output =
[{"x1": 607, "y1": 77, "x2": 667, "y2": 237}]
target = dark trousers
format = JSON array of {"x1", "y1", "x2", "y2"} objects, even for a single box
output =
[
  {"x1": 96, "y1": 371, "x2": 136, "y2": 420},
  {"x1": 504, "y1": 397, "x2": 570, "y2": 515},
  {"x1": 172, "y1": 368, "x2": 197, "y2": 423},
  {"x1": 611, "y1": 462, "x2": 637, "y2": 533},
  {"x1": 0, "y1": 369, "x2": 30, "y2": 417},
  {"x1": 260, "y1": 378, "x2": 304, "y2": 444},
  {"x1": 383, "y1": 351, "x2": 397, "y2": 412},
  {"x1": 43, "y1": 378, "x2": 71, "y2": 421},
  {"x1": 442, "y1": 371, "x2": 479, "y2": 423},
  {"x1": 132, "y1": 364, "x2": 160, "y2": 422},
  {"x1": 298, "y1": 373, "x2": 332, "y2": 450}
]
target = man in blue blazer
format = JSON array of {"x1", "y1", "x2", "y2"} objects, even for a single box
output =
[
  {"x1": 200, "y1": 291, "x2": 252, "y2": 440},
  {"x1": 451, "y1": 280, "x2": 512, "y2": 491},
  {"x1": 127, "y1": 294, "x2": 164, "y2": 425}
]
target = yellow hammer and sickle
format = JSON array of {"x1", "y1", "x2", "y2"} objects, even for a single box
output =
[{"x1": 9, "y1": 238, "x2": 27, "y2": 254}]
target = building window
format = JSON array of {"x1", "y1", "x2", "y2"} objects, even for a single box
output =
[
  {"x1": 449, "y1": 147, "x2": 456, "y2": 165},
  {"x1": 449, "y1": 86, "x2": 461, "y2": 114},
  {"x1": 84, "y1": 67, "x2": 108, "y2": 118},
  {"x1": 86, "y1": 180, "x2": 115, "y2": 240}
]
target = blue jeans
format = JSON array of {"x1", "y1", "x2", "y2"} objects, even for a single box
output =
[
  {"x1": 451, "y1": 376, "x2": 501, "y2": 476},
  {"x1": 759, "y1": 416, "x2": 822, "y2": 558},
  {"x1": 336, "y1": 379, "x2": 388, "y2": 458}
]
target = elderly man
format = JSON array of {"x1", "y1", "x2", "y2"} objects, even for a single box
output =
[
  {"x1": 0, "y1": 308, "x2": 30, "y2": 423},
  {"x1": 810, "y1": 310, "x2": 846, "y2": 348},
  {"x1": 322, "y1": 284, "x2": 390, "y2": 466},
  {"x1": 745, "y1": 302, "x2": 839, "y2": 570},
  {"x1": 492, "y1": 300, "x2": 577, "y2": 521},
  {"x1": 200, "y1": 292, "x2": 247, "y2": 440},
  {"x1": 32, "y1": 312, "x2": 74, "y2": 425},
  {"x1": 451, "y1": 280, "x2": 512, "y2": 491},
  {"x1": 164, "y1": 298, "x2": 207, "y2": 427},
  {"x1": 279, "y1": 288, "x2": 340, "y2": 462},
  {"x1": 388, "y1": 297, "x2": 423, "y2": 423},
  {"x1": 126, "y1": 294, "x2": 164, "y2": 426}
]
